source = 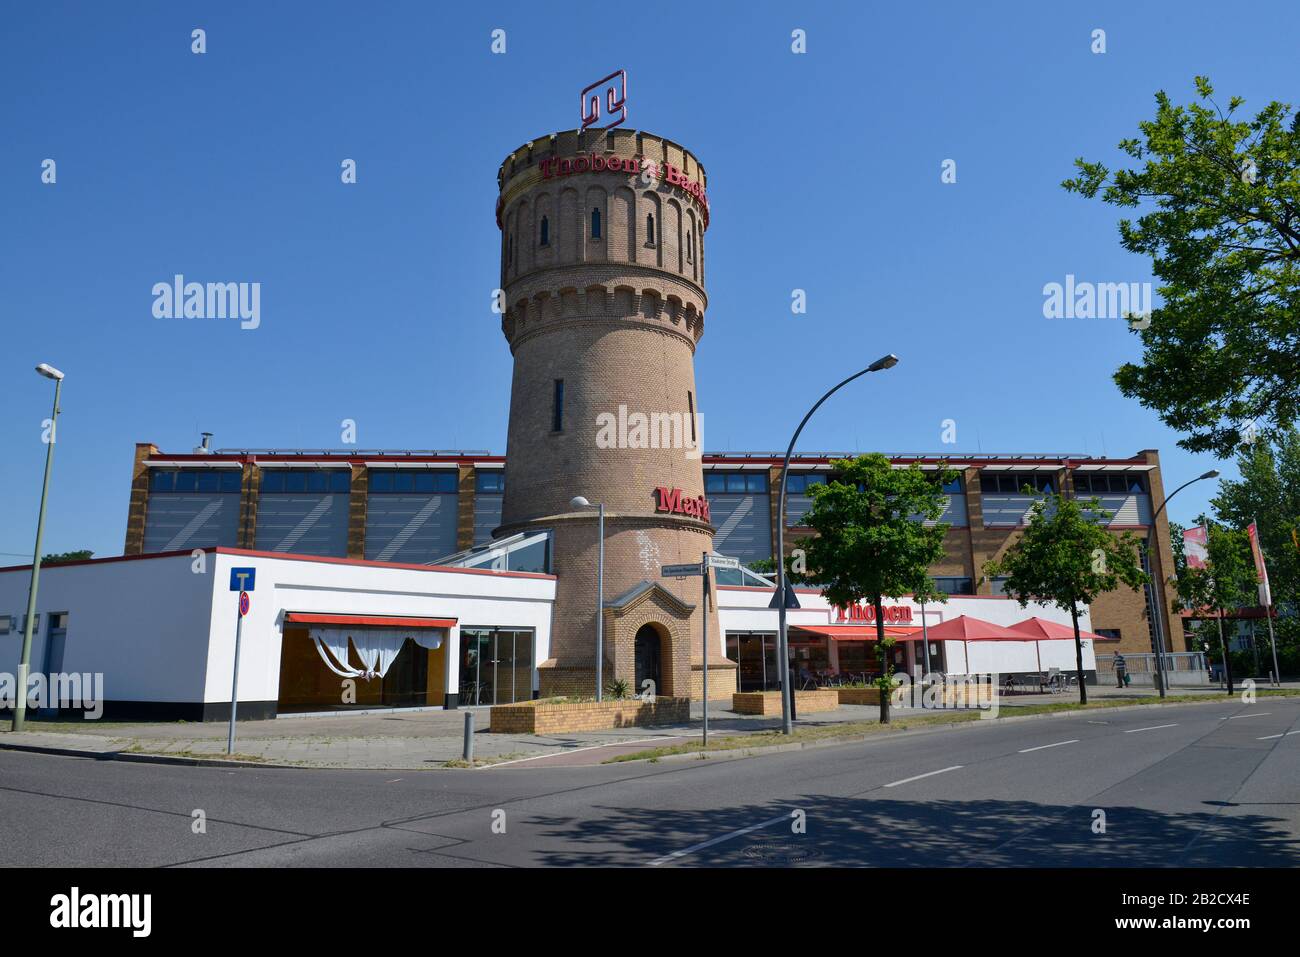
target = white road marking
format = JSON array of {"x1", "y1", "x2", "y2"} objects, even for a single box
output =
[
  {"x1": 1220, "y1": 712, "x2": 1272, "y2": 720},
  {"x1": 486, "y1": 736, "x2": 691, "y2": 768},
  {"x1": 1257, "y1": 730, "x2": 1300, "y2": 740},
  {"x1": 1018, "y1": 739, "x2": 1079, "y2": 753},
  {"x1": 648, "y1": 812, "x2": 791, "y2": 866},
  {"x1": 883, "y1": 765, "x2": 964, "y2": 788},
  {"x1": 1123, "y1": 724, "x2": 1178, "y2": 734}
]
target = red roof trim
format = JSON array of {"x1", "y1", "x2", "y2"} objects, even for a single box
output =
[{"x1": 284, "y1": 613, "x2": 456, "y2": 628}]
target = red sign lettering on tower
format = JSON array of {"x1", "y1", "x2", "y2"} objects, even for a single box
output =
[{"x1": 654, "y1": 487, "x2": 711, "y2": 523}]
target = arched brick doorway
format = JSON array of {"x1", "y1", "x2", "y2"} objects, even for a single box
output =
[{"x1": 634, "y1": 623, "x2": 664, "y2": 697}]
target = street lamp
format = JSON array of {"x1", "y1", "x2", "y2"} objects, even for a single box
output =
[
  {"x1": 774, "y1": 353, "x2": 899, "y2": 734},
  {"x1": 12, "y1": 363, "x2": 65, "y2": 732},
  {"x1": 570, "y1": 495, "x2": 606, "y2": 701},
  {"x1": 1146, "y1": 468, "x2": 1219, "y2": 699}
]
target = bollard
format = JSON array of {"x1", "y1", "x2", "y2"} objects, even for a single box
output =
[{"x1": 462, "y1": 709, "x2": 475, "y2": 763}]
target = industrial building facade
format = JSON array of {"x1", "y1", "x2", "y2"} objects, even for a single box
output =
[{"x1": 122, "y1": 443, "x2": 1184, "y2": 665}]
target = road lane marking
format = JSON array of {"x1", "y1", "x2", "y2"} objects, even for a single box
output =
[
  {"x1": 1018, "y1": 739, "x2": 1079, "y2": 753},
  {"x1": 883, "y1": 765, "x2": 964, "y2": 788},
  {"x1": 648, "y1": 812, "x2": 791, "y2": 866},
  {"x1": 485, "y1": 736, "x2": 692, "y2": 768},
  {"x1": 1219, "y1": 713, "x2": 1272, "y2": 720},
  {"x1": 1123, "y1": 724, "x2": 1178, "y2": 734},
  {"x1": 1257, "y1": 730, "x2": 1300, "y2": 740}
]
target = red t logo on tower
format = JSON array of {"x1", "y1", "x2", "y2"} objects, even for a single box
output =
[{"x1": 654, "y1": 487, "x2": 710, "y2": 523}]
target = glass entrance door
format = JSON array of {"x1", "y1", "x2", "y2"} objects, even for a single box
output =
[{"x1": 460, "y1": 629, "x2": 533, "y2": 705}]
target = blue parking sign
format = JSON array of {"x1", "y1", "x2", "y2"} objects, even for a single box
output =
[{"x1": 229, "y1": 567, "x2": 256, "y2": 592}]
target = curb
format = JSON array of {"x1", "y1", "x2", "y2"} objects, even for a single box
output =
[{"x1": 0, "y1": 740, "x2": 282, "y2": 770}]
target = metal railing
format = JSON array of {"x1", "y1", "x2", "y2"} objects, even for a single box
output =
[{"x1": 1096, "y1": 651, "x2": 1208, "y2": 685}]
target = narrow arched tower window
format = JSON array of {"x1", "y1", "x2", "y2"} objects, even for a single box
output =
[
  {"x1": 646, "y1": 213, "x2": 656, "y2": 245},
  {"x1": 686, "y1": 230, "x2": 694, "y2": 262},
  {"x1": 591, "y1": 208, "x2": 601, "y2": 239},
  {"x1": 540, "y1": 216, "x2": 549, "y2": 246}
]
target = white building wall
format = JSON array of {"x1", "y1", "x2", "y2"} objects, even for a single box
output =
[
  {"x1": 0, "y1": 549, "x2": 555, "y2": 713},
  {"x1": 205, "y1": 551, "x2": 556, "y2": 706},
  {"x1": 0, "y1": 552, "x2": 215, "y2": 704}
]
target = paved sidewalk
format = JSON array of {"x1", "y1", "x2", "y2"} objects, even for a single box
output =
[{"x1": 0, "y1": 681, "x2": 1289, "y2": 770}]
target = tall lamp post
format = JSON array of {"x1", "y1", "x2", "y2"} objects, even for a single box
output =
[
  {"x1": 570, "y1": 496, "x2": 605, "y2": 701},
  {"x1": 12, "y1": 363, "x2": 65, "y2": 733},
  {"x1": 1146, "y1": 468, "x2": 1219, "y2": 699},
  {"x1": 775, "y1": 354, "x2": 899, "y2": 734}
]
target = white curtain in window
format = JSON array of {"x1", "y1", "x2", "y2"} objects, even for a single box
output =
[{"x1": 307, "y1": 627, "x2": 444, "y2": 681}]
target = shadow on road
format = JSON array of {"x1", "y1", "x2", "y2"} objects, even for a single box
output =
[{"x1": 526, "y1": 795, "x2": 1300, "y2": 867}]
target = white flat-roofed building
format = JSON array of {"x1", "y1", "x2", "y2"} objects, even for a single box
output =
[{"x1": 0, "y1": 547, "x2": 555, "y2": 720}]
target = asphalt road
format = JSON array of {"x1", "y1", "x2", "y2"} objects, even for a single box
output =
[{"x1": 1, "y1": 697, "x2": 1297, "y2": 868}]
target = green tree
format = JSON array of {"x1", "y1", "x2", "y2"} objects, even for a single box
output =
[
  {"x1": 1063, "y1": 77, "x2": 1300, "y2": 456},
  {"x1": 1174, "y1": 522, "x2": 1257, "y2": 694},
  {"x1": 799, "y1": 455, "x2": 956, "y2": 723},
  {"x1": 41, "y1": 550, "x2": 93, "y2": 565},
  {"x1": 984, "y1": 493, "x2": 1147, "y2": 704}
]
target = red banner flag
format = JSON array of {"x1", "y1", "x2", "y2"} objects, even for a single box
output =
[
  {"x1": 1183, "y1": 526, "x2": 1208, "y2": 569},
  {"x1": 1247, "y1": 523, "x2": 1269, "y2": 585}
]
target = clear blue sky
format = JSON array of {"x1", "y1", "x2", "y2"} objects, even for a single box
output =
[{"x1": 4, "y1": 1, "x2": 1297, "y2": 561}]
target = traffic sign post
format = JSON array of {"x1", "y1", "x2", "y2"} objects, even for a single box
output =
[
  {"x1": 661, "y1": 555, "x2": 733, "y2": 747},
  {"x1": 701, "y1": 552, "x2": 709, "y2": 746},
  {"x1": 227, "y1": 569, "x2": 254, "y2": 754}
]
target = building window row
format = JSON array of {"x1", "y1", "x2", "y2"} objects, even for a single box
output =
[
  {"x1": 979, "y1": 472, "x2": 1056, "y2": 495},
  {"x1": 150, "y1": 469, "x2": 241, "y2": 494},
  {"x1": 931, "y1": 576, "x2": 974, "y2": 596},
  {"x1": 368, "y1": 470, "x2": 458, "y2": 494},
  {"x1": 706, "y1": 472, "x2": 768, "y2": 494},
  {"x1": 475, "y1": 471, "x2": 505, "y2": 493},
  {"x1": 1073, "y1": 472, "x2": 1148, "y2": 495},
  {"x1": 261, "y1": 469, "x2": 351, "y2": 494}
]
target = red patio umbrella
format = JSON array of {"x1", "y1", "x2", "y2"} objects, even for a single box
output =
[
  {"x1": 923, "y1": 615, "x2": 1037, "y2": 673},
  {"x1": 1008, "y1": 617, "x2": 1106, "y2": 673}
]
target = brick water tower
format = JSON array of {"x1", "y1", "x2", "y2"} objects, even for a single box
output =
[{"x1": 494, "y1": 126, "x2": 733, "y2": 700}]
